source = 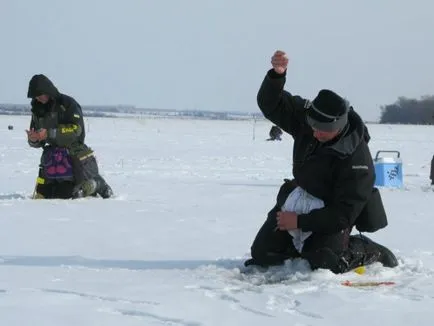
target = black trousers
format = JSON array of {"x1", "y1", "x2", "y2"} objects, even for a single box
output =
[
  {"x1": 250, "y1": 204, "x2": 350, "y2": 272},
  {"x1": 249, "y1": 179, "x2": 350, "y2": 273},
  {"x1": 34, "y1": 146, "x2": 101, "y2": 199},
  {"x1": 34, "y1": 167, "x2": 75, "y2": 199},
  {"x1": 248, "y1": 180, "x2": 399, "y2": 273},
  {"x1": 70, "y1": 154, "x2": 100, "y2": 185}
]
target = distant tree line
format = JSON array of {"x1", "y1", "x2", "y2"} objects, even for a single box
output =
[{"x1": 380, "y1": 95, "x2": 434, "y2": 124}]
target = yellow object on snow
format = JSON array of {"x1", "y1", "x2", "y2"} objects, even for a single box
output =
[{"x1": 354, "y1": 266, "x2": 366, "y2": 275}]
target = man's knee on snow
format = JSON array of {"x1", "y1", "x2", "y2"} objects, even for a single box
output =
[
  {"x1": 249, "y1": 229, "x2": 278, "y2": 266},
  {"x1": 249, "y1": 247, "x2": 297, "y2": 268},
  {"x1": 249, "y1": 216, "x2": 300, "y2": 267},
  {"x1": 302, "y1": 247, "x2": 348, "y2": 274},
  {"x1": 34, "y1": 179, "x2": 75, "y2": 199},
  {"x1": 72, "y1": 179, "x2": 98, "y2": 198}
]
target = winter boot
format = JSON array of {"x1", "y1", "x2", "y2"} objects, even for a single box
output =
[
  {"x1": 304, "y1": 236, "x2": 398, "y2": 274},
  {"x1": 350, "y1": 234, "x2": 398, "y2": 268},
  {"x1": 94, "y1": 175, "x2": 113, "y2": 199}
]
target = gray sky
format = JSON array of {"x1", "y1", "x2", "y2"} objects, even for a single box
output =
[{"x1": 1, "y1": 0, "x2": 433, "y2": 121}]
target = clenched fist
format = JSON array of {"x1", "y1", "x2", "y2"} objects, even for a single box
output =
[{"x1": 271, "y1": 50, "x2": 289, "y2": 74}]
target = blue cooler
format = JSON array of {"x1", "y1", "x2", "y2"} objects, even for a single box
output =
[{"x1": 374, "y1": 150, "x2": 403, "y2": 188}]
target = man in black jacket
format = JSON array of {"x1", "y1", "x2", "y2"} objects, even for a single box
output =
[
  {"x1": 244, "y1": 50, "x2": 398, "y2": 273},
  {"x1": 430, "y1": 155, "x2": 434, "y2": 185},
  {"x1": 27, "y1": 74, "x2": 113, "y2": 199}
]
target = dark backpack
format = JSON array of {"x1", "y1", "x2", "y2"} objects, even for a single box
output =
[{"x1": 355, "y1": 187, "x2": 388, "y2": 232}]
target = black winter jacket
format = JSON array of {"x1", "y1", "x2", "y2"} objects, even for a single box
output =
[
  {"x1": 27, "y1": 74, "x2": 86, "y2": 148},
  {"x1": 257, "y1": 69, "x2": 375, "y2": 234}
]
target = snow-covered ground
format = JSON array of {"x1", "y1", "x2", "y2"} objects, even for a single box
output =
[{"x1": 0, "y1": 115, "x2": 433, "y2": 325}]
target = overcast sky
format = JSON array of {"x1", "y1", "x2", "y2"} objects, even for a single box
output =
[{"x1": 1, "y1": 0, "x2": 433, "y2": 121}]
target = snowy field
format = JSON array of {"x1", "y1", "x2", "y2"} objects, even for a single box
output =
[{"x1": 0, "y1": 115, "x2": 433, "y2": 325}]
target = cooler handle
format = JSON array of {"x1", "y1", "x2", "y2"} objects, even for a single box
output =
[{"x1": 374, "y1": 150, "x2": 400, "y2": 161}]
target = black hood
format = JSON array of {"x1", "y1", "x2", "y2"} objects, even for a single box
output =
[
  {"x1": 27, "y1": 74, "x2": 60, "y2": 99},
  {"x1": 323, "y1": 108, "x2": 370, "y2": 157}
]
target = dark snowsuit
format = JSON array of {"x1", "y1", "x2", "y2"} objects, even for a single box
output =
[
  {"x1": 247, "y1": 69, "x2": 398, "y2": 273},
  {"x1": 430, "y1": 155, "x2": 434, "y2": 185},
  {"x1": 267, "y1": 125, "x2": 283, "y2": 141},
  {"x1": 27, "y1": 74, "x2": 112, "y2": 199}
]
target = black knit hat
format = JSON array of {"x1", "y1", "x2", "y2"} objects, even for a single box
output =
[{"x1": 306, "y1": 89, "x2": 349, "y2": 132}]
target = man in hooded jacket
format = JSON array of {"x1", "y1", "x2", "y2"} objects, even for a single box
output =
[
  {"x1": 244, "y1": 51, "x2": 398, "y2": 273},
  {"x1": 430, "y1": 155, "x2": 434, "y2": 186},
  {"x1": 26, "y1": 74, "x2": 113, "y2": 199}
]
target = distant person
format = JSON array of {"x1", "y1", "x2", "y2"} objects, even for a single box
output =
[
  {"x1": 26, "y1": 74, "x2": 113, "y2": 199},
  {"x1": 430, "y1": 155, "x2": 434, "y2": 185},
  {"x1": 244, "y1": 50, "x2": 398, "y2": 274},
  {"x1": 267, "y1": 125, "x2": 283, "y2": 141}
]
